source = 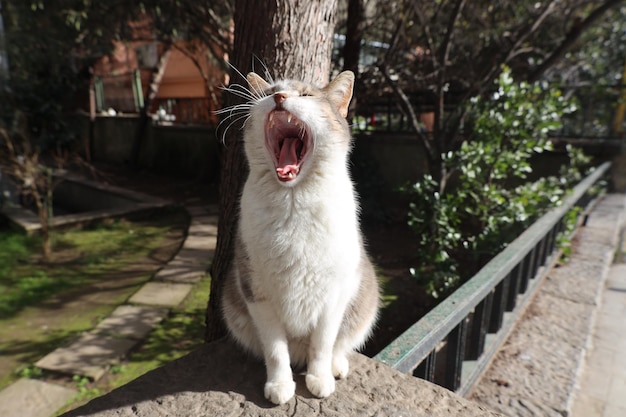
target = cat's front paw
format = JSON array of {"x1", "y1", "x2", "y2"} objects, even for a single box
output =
[
  {"x1": 305, "y1": 372, "x2": 335, "y2": 398},
  {"x1": 264, "y1": 380, "x2": 296, "y2": 405},
  {"x1": 332, "y1": 355, "x2": 350, "y2": 379}
]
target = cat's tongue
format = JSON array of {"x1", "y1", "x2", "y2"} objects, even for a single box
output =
[{"x1": 276, "y1": 137, "x2": 302, "y2": 181}]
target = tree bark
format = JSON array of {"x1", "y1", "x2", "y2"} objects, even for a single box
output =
[
  {"x1": 205, "y1": 0, "x2": 338, "y2": 343},
  {"x1": 342, "y1": 0, "x2": 366, "y2": 120},
  {"x1": 342, "y1": 0, "x2": 365, "y2": 74}
]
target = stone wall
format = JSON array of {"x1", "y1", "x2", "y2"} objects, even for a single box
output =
[
  {"x1": 139, "y1": 123, "x2": 220, "y2": 180},
  {"x1": 90, "y1": 115, "x2": 139, "y2": 165},
  {"x1": 78, "y1": 115, "x2": 219, "y2": 182}
]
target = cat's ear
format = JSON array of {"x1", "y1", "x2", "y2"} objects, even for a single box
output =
[
  {"x1": 247, "y1": 72, "x2": 270, "y2": 97},
  {"x1": 324, "y1": 71, "x2": 355, "y2": 118}
]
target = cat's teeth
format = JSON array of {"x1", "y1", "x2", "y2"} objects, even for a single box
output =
[
  {"x1": 269, "y1": 113, "x2": 274, "y2": 122},
  {"x1": 287, "y1": 114, "x2": 292, "y2": 123}
]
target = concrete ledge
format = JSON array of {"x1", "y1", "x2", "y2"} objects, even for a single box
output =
[
  {"x1": 0, "y1": 169, "x2": 172, "y2": 233},
  {"x1": 61, "y1": 338, "x2": 503, "y2": 417}
]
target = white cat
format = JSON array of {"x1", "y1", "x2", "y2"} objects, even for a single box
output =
[{"x1": 221, "y1": 70, "x2": 380, "y2": 405}]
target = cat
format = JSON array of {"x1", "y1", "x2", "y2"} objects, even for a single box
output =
[{"x1": 220, "y1": 70, "x2": 380, "y2": 405}]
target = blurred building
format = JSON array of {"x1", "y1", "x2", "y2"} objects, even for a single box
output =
[{"x1": 87, "y1": 16, "x2": 227, "y2": 126}]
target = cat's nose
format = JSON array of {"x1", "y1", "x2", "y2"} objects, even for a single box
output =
[{"x1": 273, "y1": 92, "x2": 287, "y2": 106}]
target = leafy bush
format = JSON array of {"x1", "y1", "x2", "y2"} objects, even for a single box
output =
[
  {"x1": 1, "y1": 0, "x2": 87, "y2": 150},
  {"x1": 406, "y1": 68, "x2": 590, "y2": 298}
]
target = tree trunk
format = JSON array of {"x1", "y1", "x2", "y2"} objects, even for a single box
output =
[
  {"x1": 32, "y1": 188, "x2": 51, "y2": 262},
  {"x1": 40, "y1": 210, "x2": 51, "y2": 262},
  {"x1": 342, "y1": 0, "x2": 366, "y2": 120},
  {"x1": 205, "y1": 0, "x2": 339, "y2": 343}
]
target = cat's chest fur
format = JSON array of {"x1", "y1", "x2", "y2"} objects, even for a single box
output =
[{"x1": 239, "y1": 172, "x2": 361, "y2": 334}]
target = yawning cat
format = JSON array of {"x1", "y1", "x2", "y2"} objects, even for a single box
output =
[{"x1": 221, "y1": 70, "x2": 380, "y2": 405}]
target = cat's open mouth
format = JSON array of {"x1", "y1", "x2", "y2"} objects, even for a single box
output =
[{"x1": 265, "y1": 110, "x2": 311, "y2": 182}]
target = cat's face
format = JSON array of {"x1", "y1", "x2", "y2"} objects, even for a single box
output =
[{"x1": 243, "y1": 71, "x2": 354, "y2": 187}]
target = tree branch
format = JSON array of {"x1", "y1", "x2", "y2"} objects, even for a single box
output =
[
  {"x1": 439, "y1": 0, "x2": 468, "y2": 68},
  {"x1": 379, "y1": 64, "x2": 436, "y2": 161},
  {"x1": 435, "y1": 0, "x2": 467, "y2": 148},
  {"x1": 528, "y1": 0, "x2": 626, "y2": 82},
  {"x1": 410, "y1": 2, "x2": 439, "y2": 71},
  {"x1": 478, "y1": 0, "x2": 559, "y2": 89}
]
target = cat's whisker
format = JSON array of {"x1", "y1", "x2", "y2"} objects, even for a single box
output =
[
  {"x1": 215, "y1": 110, "x2": 246, "y2": 120},
  {"x1": 217, "y1": 86, "x2": 254, "y2": 101},
  {"x1": 216, "y1": 108, "x2": 247, "y2": 129},
  {"x1": 224, "y1": 61, "x2": 269, "y2": 101},
  {"x1": 216, "y1": 106, "x2": 242, "y2": 126},
  {"x1": 252, "y1": 56, "x2": 274, "y2": 86},
  {"x1": 214, "y1": 65, "x2": 262, "y2": 144},
  {"x1": 226, "y1": 60, "x2": 250, "y2": 86},
  {"x1": 215, "y1": 103, "x2": 252, "y2": 116},
  {"x1": 216, "y1": 112, "x2": 246, "y2": 133},
  {"x1": 217, "y1": 112, "x2": 251, "y2": 144},
  {"x1": 220, "y1": 85, "x2": 257, "y2": 102},
  {"x1": 216, "y1": 114, "x2": 248, "y2": 139},
  {"x1": 247, "y1": 81, "x2": 268, "y2": 100},
  {"x1": 224, "y1": 114, "x2": 251, "y2": 143},
  {"x1": 227, "y1": 82, "x2": 255, "y2": 94}
]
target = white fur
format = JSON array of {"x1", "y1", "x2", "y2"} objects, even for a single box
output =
[
  {"x1": 224, "y1": 72, "x2": 376, "y2": 405},
  {"x1": 241, "y1": 82, "x2": 361, "y2": 336}
]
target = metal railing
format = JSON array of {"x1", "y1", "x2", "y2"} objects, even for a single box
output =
[{"x1": 373, "y1": 161, "x2": 611, "y2": 395}]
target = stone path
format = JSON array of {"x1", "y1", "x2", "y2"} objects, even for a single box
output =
[
  {"x1": 0, "y1": 204, "x2": 217, "y2": 417},
  {"x1": 468, "y1": 194, "x2": 626, "y2": 417},
  {"x1": 569, "y1": 246, "x2": 626, "y2": 416},
  {"x1": 0, "y1": 379, "x2": 76, "y2": 417}
]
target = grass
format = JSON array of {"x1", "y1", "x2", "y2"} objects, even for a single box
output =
[
  {"x1": 0, "y1": 208, "x2": 189, "y2": 390},
  {"x1": 0, "y1": 232, "x2": 61, "y2": 318},
  {"x1": 0, "y1": 218, "x2": 179, "y2": 319},
  {"x1": 55, "y1": 273, "x2": 212, "y2": 414},
  {"x1": 0, "y1": 208, "x2": 211, "y2": 414},
  {"x1": 112, "y1": 275, "x2": 209, "y2": 379}
]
